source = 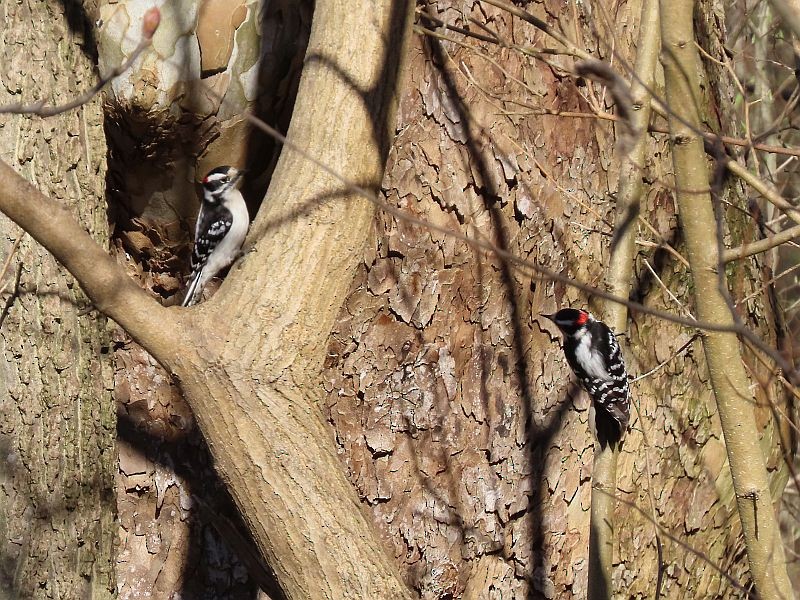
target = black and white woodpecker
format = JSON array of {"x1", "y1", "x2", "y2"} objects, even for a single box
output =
[
  {"x1": 542, "y1": 308, "x2": 631, "y2": 448},
  {"x1": 182, "y1": 166, "x2": 250, "y2": 307}
]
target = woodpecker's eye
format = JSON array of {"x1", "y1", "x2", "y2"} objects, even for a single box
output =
[{"x1": 202, "y1": 172, "x2": 231, "y2": 192}]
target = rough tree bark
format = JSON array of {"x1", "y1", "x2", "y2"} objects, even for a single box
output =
[
  {"x1": 590, "y1": 1, "x2": 661, "y2": 597},
  {"x1": 0, "y1": 3, "x2": 115, "y2": 599},
  {"x1": 0, "y1": 0, "x2": 795, "y2": 598},
  {"x1": 321, "y1": 0, "x2": 793, "y2": 597},
  {"x1": 94, "y1": 0, "x2": 311, "y2": 595},
  {"x1": 1, "y1": 0, "x2": 416, "y2": 598}
]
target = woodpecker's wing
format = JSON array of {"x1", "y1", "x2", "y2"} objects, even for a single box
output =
[
  {"x1": 570, "y1": 321, "x2": 631, "y2": 431},
  {"x1": 191, "y1": 204, "x2": 233, "y2": 270},
  {"x1": 582, "y1": 321, "x2": 631, "y2": 432},
  {"x1": 182, "y1": 203, "x2": 233, "y2": 306}
]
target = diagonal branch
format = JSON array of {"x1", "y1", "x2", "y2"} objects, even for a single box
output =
[
  {"x1": 722, "y1": 223, "x2": 800, "y2": 263},
  {"x1": 0, "y1": 1, "x2": 418, "y2": 597},
  {"x1": 0, "y1": 160, "x2": 173, "y2": 359}
]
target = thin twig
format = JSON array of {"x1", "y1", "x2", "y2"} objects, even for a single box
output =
[
  {"x1": 478, "y1": 0, "x2": 590, "y2": 59},
  {"x1": 416, "y1": 11, "x2": 500, "y2": 45},
  {"x1": 635, "y1": 239, "x2": 691, "y2": 269},
  {"x1": 724, "y1": 159, "x2": 800, "y2": 227},
  {"x1": 243, "y1": 112, "x2": 799, "y2": 383},
  {"x1": 606, "y1": 492, "x2": 749, "y2": 594},
  {"x1": 631, "y1": 334, "x2": 699, "y2": 383},
  {"x1": 642, "y1": 258, "x2": 696, "y2": 319},
  {"x1": 737, "y1": 261, "x2": 800, "y2": 306},
  {"x1": 0, "y1": 235, "x2": 24, "y2": 296}
]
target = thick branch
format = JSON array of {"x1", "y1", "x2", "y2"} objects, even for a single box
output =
[
  {"x1": 591, "y1": 1, "x2": 660, "y2": 598},
  {"x1": 0, "y1": 1, "x2": 416, "y2": 597},
  {"x1": 660, "y1": 2, "x2": 795, "y2": 598},
  {"x1": 0, "y1": 160, "x2": 173, "y2": 360}
]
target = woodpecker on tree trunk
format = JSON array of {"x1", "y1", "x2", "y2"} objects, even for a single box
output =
[
  {"x1": 543, "y1": 308, "x2": 631, "y2": 448},
  {"x1": 182, "y1": 166, "x2": 250, "y2": 307}
]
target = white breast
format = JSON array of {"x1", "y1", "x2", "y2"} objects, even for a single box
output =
[
  {"x1": 574, "y1": 329, "x2": 610, "y2": 380},
  {"x1": 196, "y1": 190, "x2": 249, "y2": 292}
]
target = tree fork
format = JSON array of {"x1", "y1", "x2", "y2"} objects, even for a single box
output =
[{"x1": 0, "y1": 0, "x2": 416, "y2": 597}]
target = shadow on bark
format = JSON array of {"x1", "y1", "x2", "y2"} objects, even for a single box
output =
[
  {"x1": 54, "y1": 0, "x2": 98, "y2": 63},
  {"x1": 95, "y1": 4, "x2": 310, "y2": 594},
  {"x1": 418, "y1": 23, "x2": 575, "y2": 598},
  {"x1": 117, "y1": 412, "x2": 285, "y2": 599},
  {"x1": 588, "y1": 521, "x2": 611, "y2": 599},
  {"x1": 242, "y1": 0, "x2": 312, "y2": 220}
]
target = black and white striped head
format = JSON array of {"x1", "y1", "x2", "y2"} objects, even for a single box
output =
[
  {"x1": 201, "y1": 166, "x2": 244, "y2": 203},
  {"x1": 542, "y1": 308, "x2": 594, "y2": 336}
]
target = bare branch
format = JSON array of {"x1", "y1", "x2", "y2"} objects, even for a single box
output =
[
  {"x1": 0, "y1": 160, "x2": 173, "y2": 361},
  {"x1": 0, "y1": 235, "x2": 23, "y2": 296},
  {"x1": 478, "y1": 0, "x2": 590, "y2": 59},
  {"x1": 722, "y1": 223, "x2": 800, "y2": 262},
  {"x1": 590, "y1": 0, "x2": 660, "y2": 597},
  {"x1": 416, "y1": 11, "x2": 500, "y2": 45},
  {"x1": 660, "y1": 1, "x2": 795, "y2": 595},
  {"x1": 724, "y1": 158, "x2": 800, "y2": 227},
  {"x1": 575, "y1": 59, "x2": 638, "y2": 152},
  {"x1": 631, "y1": 334, "x2": 699, "y2": 383}
]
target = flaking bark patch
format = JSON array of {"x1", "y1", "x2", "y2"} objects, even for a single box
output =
[{"x1": 320, "y1": 1, "x2": 776, "y2": 597}]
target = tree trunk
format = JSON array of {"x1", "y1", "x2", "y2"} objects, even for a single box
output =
[
  {"x1": 94, "y1": 0, "x2": 311, "y2": 595},
  {"x1": 0, "y1": 3, "x2": 115, "y2": 599},
  {"x1": 322, "y1": 0, "x2": 792, "y2": 597},
  {"x1": 0, "y1": 0, "x2": 794, "y2": 598},
  {"x1": 660, "y1": 0, "x2": 793, "y2": 596}
]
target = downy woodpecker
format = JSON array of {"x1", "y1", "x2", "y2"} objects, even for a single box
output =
[
  {"x1": 182, "y1": 166, "x2": 249, "y2": 307},
  {"x1": 543, "y1": 308, "x2": 631, "y2": 448}
]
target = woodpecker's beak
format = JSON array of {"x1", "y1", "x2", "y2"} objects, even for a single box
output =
[
  {"x1": 540, "y1": 313, "x2": 555, "y2": 322},
  {"x1": 230, "y1": 168, "x2": 246, "y2": 187}
]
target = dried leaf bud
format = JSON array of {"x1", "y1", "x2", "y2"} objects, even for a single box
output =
[{"x1": 142, "y1": 7, "x2": 161, "y2": 40}]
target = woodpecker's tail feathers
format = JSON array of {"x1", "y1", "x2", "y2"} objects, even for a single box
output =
[
  {"x1": 593, "y1": 404, "x2": 627, "y2": 450},
  {"x1": 181, "y1": 270, "x2": 202, "y2": 307}
]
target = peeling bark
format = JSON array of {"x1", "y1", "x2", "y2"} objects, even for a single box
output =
[
  {"x1": 98, "y1": 1, "x2": 311, "y2": 595},
  {"x1": 0, "y1": 0, "x2": 794, "y2": 598},
  {"x1": 322, "y1": 0, "x2": 790, "y2": 597}
]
